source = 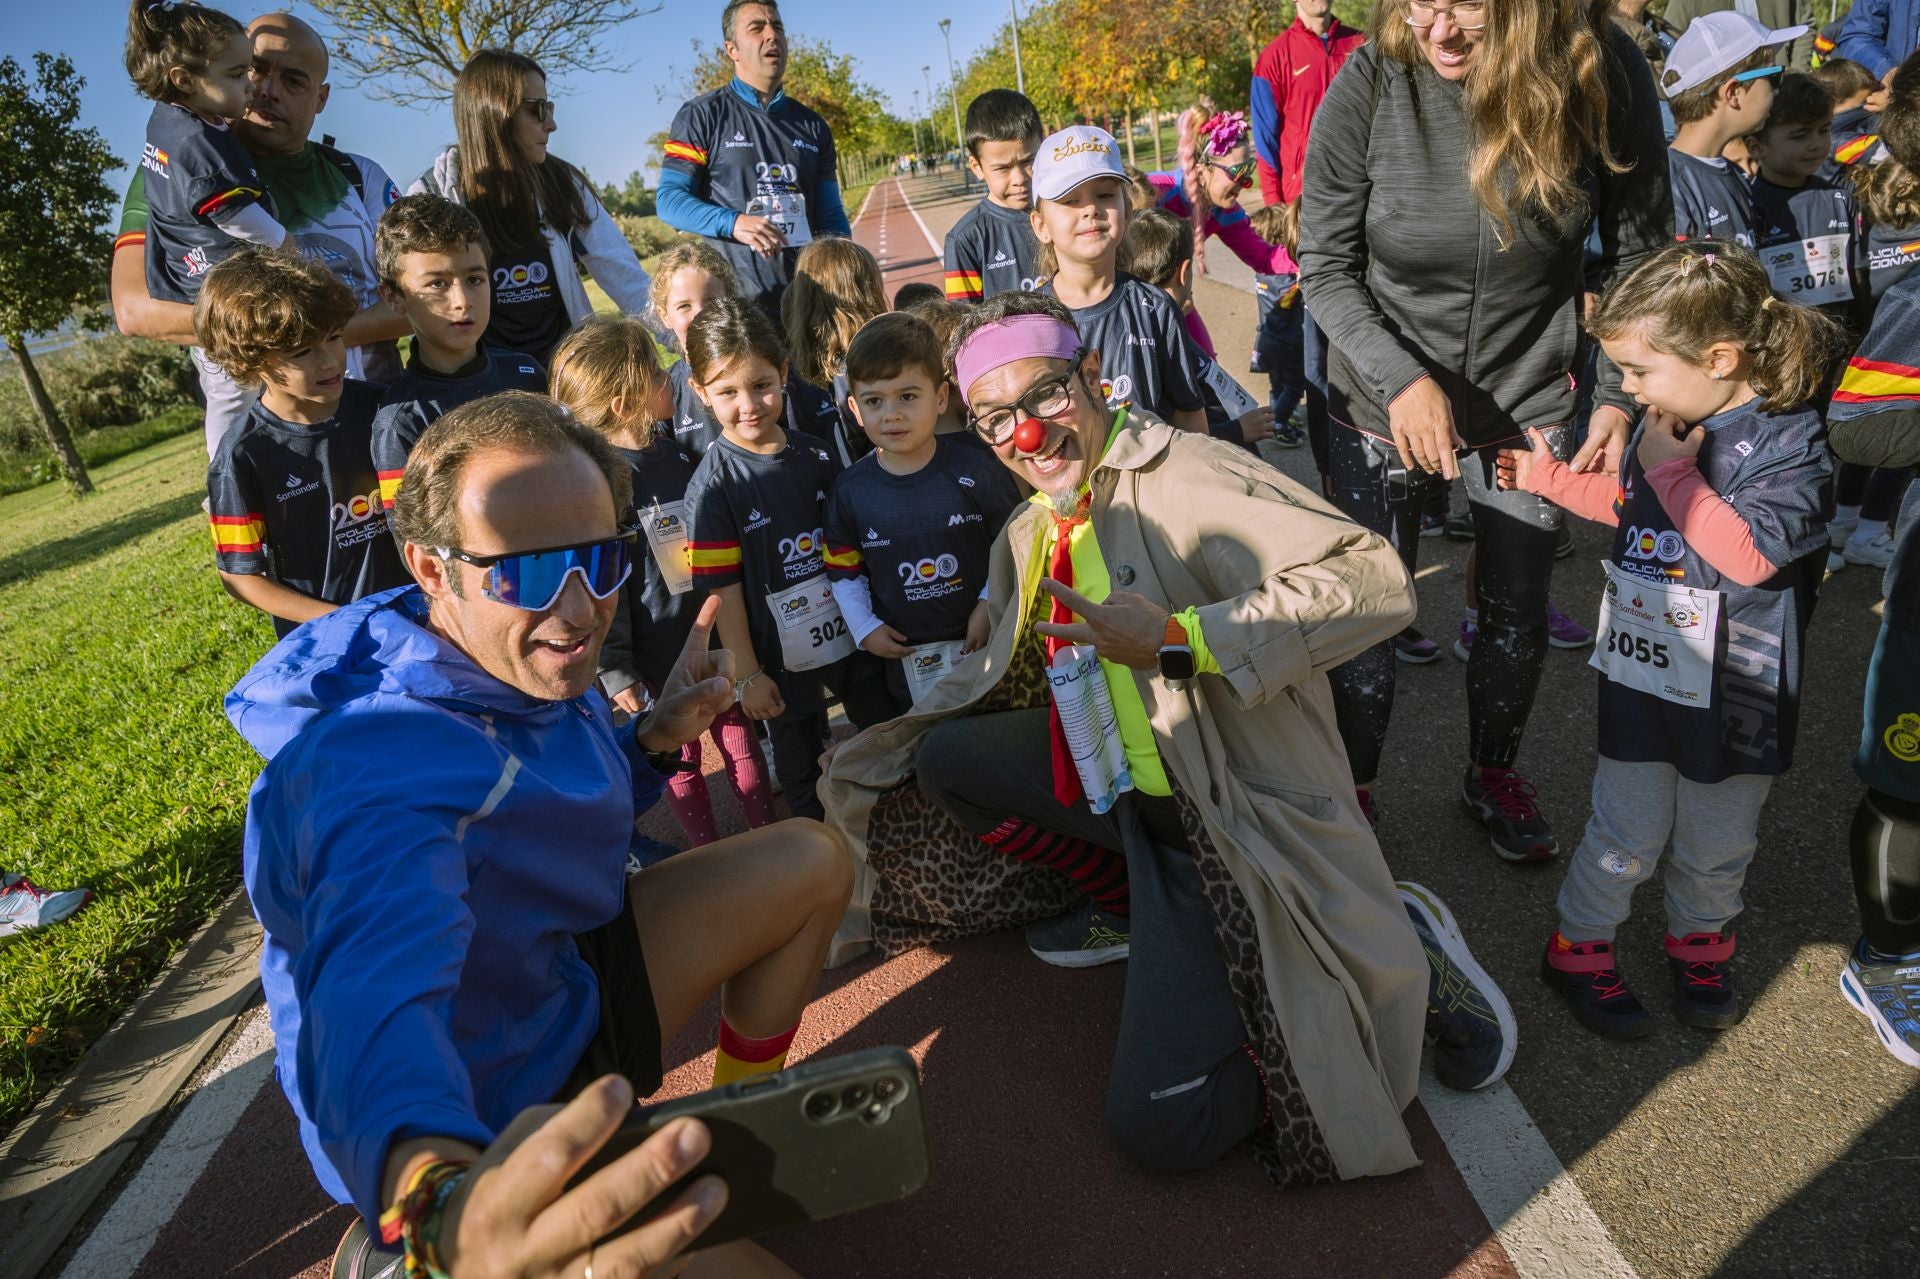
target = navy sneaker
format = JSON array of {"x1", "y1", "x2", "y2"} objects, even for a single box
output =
[
  {"x1": 1666, "y1": 931, "x2": 1743, "y2": 1029},
  {"x1": 1394, "y1": 626, "x2": 1441, "y2": 664},
  {"x1": 1025, "y1": 899, "x2": 1130, "y2": 968},
  {"x1": 1542, "y1": 932, "x2": 1651, "y2": 1039},
  {"x1": 1399, "y1": 882, "x2": 1516, "y2": 1090},
  {"x1": 1839, "y1": 937, "x2": 1920, "y2": 1069},
  {"x1": 1461, "y1": 766, "x2": 1558, "y2": 862}
]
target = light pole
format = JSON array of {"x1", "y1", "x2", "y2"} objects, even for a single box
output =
[
  {"x1": 1009, "y1": 0, "x2": 1024, "y2": 95},
  {"x1": 922, "y1": 65, "x2": 938, "y2": 149},
  {"x1": 910, "y1": 89, "x2": 924, "y2": 158},
  {"x1": 938, "y1": 19, "x2": 963, "y2": 159}
]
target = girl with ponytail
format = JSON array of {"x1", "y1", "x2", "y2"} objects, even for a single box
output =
[{"x1": 1496, "y1": 242, "x2": 1840, "y2": 1043}]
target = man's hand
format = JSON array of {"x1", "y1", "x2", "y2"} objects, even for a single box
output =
[
  {"x1": 637, "y1": 596, "x2": 735, "y2": 753},
  {"x1": 859, "y1": 624, "x2": 913, "y2": 659},
  {"x1": 1386, "y1": 376, "x2": 1465, "y2": 479},
  {"x1": 731, "y1": 214, "x2": 788, "y2": 257},
  {"x1": 1635, "y1": 406, "x2": 1702, "y2": 470},
  {"x1": 1032, "y1": 578, "x2": 1168, "y2": 671},
  {"x1": 1571, "y1": 405, "x2": 1632, "y2": 475},
  {"x1": 961, "y1": 599, "x2": 991, "y2": 655},
  {"x1": 438, "y1": 1074, "x2": 724, "y2": 1279}
]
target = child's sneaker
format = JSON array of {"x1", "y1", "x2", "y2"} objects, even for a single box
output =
[
  {"x1": 1393, "y1": 626, "x2": 1441, "y2": 664},
  {"x1": 1826, "y1": 517, "x2": 1858, "y2": 573},
  {"x1": 1666, "y1": 931, "x2": 1743, "y2": 1029},
  {"x1": 1274, "y1": 417, "x2": 1305, "y2": 449},
  {"x1": 1546, "y1": 600, "x2": 1593, "y2": 649},
  {"x1": 1445, "y1": 508, "x2": 1476, "y2": 541},
  {"x1": 1541, "y1": 932, "x2": 1651, "y2": 1038},
  {"x1": 1451, "y1": 615, "x2": 1477, "y2": 662},
  {"x1": 1843, "y1": 527, "x2": 1897, "y2": 569},
  {"x1": 0, "y1": 873, "x2": 93, "y2": 939},
  {"x1": 1838, "y1": 937, "x2": 1920, "y2": 1069}
]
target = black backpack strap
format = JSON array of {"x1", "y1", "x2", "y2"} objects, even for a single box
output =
[{"x1": 313, "y1": 140, "x2": 367, "y2": 202}]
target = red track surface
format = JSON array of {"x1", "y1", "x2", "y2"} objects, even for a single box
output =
[{"x1": 852, "y1": 177, "x2": 944, "y2": 296}]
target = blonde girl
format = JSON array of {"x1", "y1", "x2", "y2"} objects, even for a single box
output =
[{"x1": 780, "y1": 238, "x2": 888, "y2": 465}]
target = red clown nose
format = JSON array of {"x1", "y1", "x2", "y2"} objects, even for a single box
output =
[{"x1": 1012, "y1": 417, "x2": 1047, "y2": 453}]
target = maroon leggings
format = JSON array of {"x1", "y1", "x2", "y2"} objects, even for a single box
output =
[{"x1": 663, "y1": 702, "x2": 776, "y2": 846}]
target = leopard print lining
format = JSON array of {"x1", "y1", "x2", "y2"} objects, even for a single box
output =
[{"x1": 1173, "y1": 782, "x2": 1339, "y2": 1189}]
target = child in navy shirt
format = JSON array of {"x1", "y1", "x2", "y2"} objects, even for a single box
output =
[{"x1": 1661, "y1": 12, "x2": 1805, "y2": 247}]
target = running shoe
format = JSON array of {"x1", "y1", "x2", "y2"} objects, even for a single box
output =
[
  {"x1": 1827, "y1": 518, "x2": 1859, "y2": 574},
  {"x1": 1546, "y1": 600, "x2": 1594, "y2": 649},
  {"x1": 1839, "y1": 936, "x2": 1920, "y2": 1069},
  {"x1": 1394, "y1": 626, "x2": 1441, "y2": 664},
  {"x1": 1451, "y1": 616, "x2": 1477, "y2": 663},
  {"x1": 1844, "y1": 528, "x2": 1898, "y2": 569},
  {"x1": 1541, "y1": 932, "x2": 1651, "y2": 1039},
  {"x1": 1461, "y1": 766, "x2": 1558, "y2": 861},
  {"x1": 1666, "y1": 931, "x2": 1744, "y2": 1030},
  {"x1": 1025, "y1": 899, "x2": 1131, "y2": 968},
  {"x1": 1399, "y1": 881, "x2": 1517, "y2": 1089},
  {"x1": 1418, "y1": 511, "x2": 1448, "y2": 539},
  {"x1": 0, "y1": 873, "x2": 92, "y2": 939},
  {"x1": 1274, "y1": 419, "x2": 1305, "y2": 449},
  {"x1": 1445, "y1": 509, "x2": 1476, "y2": 541}
]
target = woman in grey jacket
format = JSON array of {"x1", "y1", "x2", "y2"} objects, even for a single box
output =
[{"x1": 1298, "y1": 0, "x2": 1671, "y2": 861}]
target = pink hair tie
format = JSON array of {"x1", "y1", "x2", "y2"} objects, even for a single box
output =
[{"x1": 952, "y1": 314, "x2": 1082, "y2": 406}]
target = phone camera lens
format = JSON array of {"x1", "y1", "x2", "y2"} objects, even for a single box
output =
[
  {"x1": 873, "y1": 1077, "x2": 901, "y2": 1100},
  {"x1": 865, "y1": 1102, "x2": 886, "y2": 1120},
  {"x1": 841, "y1": 1083, "x2": 869, "y2": 1108},
  {"x1": 804, "y1": 1091, "x2": 838, "y2": 1120}
]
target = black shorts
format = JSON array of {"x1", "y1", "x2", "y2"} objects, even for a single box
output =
[{"x1": 559, "y1": 878, "x2": 665, "y2": 1100}]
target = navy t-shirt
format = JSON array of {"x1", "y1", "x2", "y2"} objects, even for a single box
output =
[
  {"x1": 943, "y1": 198, "x2": 1046, "y2": 301},
  {"x1": 1596, "y1": 401, "x2": 1831, "y2": 781},
  {"x1": 484, "y1": 240, "x2": 569, "y2": 366},
  {"x1": 1668, "y1": 150, "x2": 1756, "y2": 249},
  {"x1": 684, "y1": 430, "x2": 842, "y2": 675},
  {"x1": 822, "y1": 434, "x2": 1021, "y2": 644},
  {"x1": 661, "y1": 86, "x2": 838, "y2": 306},
  {"x1": 603, "y1": 432, "x2": 704, "y2": 691},
  {"x1": 1749, "y1": 175, "x2": 1862, "y2": 323},
  {"x1": 1042, "y1": 274, "x2": 1206, "y2": 421},
  {"x1": 666, "y1": 360, "x2": 844, "y2": 460},
  {"x1": 1861, "y1": 218, "x2": 1920, "y2": 303},
  {"x1": 370, "y1": 348, "x2": 547, "y2": 506},
  {"x1": 206, "y1": 380, "x2": 409, "y2": 638},
  {"x1": 142, "y1": 102, "x2": 272, "y2": 303}
]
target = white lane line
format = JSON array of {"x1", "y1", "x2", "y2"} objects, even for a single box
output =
[
  {"x1": 894, "y1": 178, "x2": 941, "y2": 262},
  {"x1": 59, "y1": 1007, "x2": 276, "y2": 1279},
  {"x1": 1419, "y1": 1070, "x2": 1641, "y2": 1279}
]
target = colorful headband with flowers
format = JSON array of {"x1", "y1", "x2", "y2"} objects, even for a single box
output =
[{"x1": 1201, "y1": 110, "x2": 1250, "y2": 156}]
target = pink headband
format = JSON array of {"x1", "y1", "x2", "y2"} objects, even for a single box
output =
[{"x1": 953, "y1": 314, "x2": 1082, "y2": 405}]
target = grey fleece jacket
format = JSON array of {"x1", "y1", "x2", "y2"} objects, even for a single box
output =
[{"x1": 1298, "y1": 32, "x2": 1672, "y2": 449}]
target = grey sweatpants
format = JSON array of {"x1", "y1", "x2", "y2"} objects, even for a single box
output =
[{"x1": 1556, "y1": 755, "x2": 1775, "y2": 943}]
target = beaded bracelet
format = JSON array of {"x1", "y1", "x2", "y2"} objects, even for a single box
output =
[{"x1": 378, "y1": 1158, "x2": 470, "y2": 1279}]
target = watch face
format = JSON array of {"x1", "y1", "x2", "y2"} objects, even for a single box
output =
[{"x1": 1159, "y1": 647, "x2": 1197, "y2": 682}]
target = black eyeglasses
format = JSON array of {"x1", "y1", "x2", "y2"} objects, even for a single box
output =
[
  {"x1": 524, "y1": 98, "x2": 555, "y2": 124},
  {"x1": 967, "y1": 351, "x2": 1085, "y2": 445}
]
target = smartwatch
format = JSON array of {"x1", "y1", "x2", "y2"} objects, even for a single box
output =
[{"x1": 1157, "y1": 615, "x2": 1196, "y2": 689}]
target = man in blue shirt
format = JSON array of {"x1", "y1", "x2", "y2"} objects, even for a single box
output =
[
  {"x1": 1836, "y1": 0, "x2": 1920, "y2": 84},
  {"x1": 658, "y1": 0, "x2": 853, "y2": 312}
]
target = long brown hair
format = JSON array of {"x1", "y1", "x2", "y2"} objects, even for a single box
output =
[
  {"x1": 452, "y1": 49, "x2": 590, "y2": 252},
  {"x1": 549, "y1": 315, "x2": 671, "y2": 434},
  {"x1": 1587, "y1": 243, "x2": 1843, "y2": 413},
  {"x1": 124, "y1": 0, "x2": 244, "y2": 103},
  {"x1": 1370, "y1": 0, "x2": 1626, "y2": 244},
  {"x1": 780, "y1": 238, "x2": 887, "y2": 385},
  {"x1": 1854, "y1": 158, "x2": 1920, "y2": 231}
]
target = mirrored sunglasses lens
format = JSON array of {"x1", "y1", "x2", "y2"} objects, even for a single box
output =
[{"x1": 488, "y1": 543, "x2": 632, "y2": 611}]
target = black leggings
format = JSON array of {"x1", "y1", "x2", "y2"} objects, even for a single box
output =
[
  {"x1": 1325, "y1": 424, "x2": 1563, "y2": 782},
  {"x1": 916, "y1": 710, "x2": 1264, "y2": 1172},
  {"x1": 1851, "y1": 788, "x2": 1920, "y2": 955}
]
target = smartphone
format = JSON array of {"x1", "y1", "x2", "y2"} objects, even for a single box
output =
[{"x1": 571, "y1": 1046, "x2": 931, "y2": 1251}]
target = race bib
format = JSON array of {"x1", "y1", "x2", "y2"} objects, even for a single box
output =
[
  {"x1": 1761, "y1": 233, "x2": 1853, "y2": 307},
  {"x1": 1201, "y1": 358, "x2": 1261, "y2": 419},
  {"x1": 748, "y1": 191, "x2": 812, "y2": 248},
  {"x1": 766, "y1": 574, "x2": 852, "y2": 671},
  {"x1": 1589, "y1": 562, "x2": 1721, "y2": 708},
  {"x1": 642, "y1": 500, "x2": 692, "y2": 596},
  {"x1": 902, "y1": 639, "x2": 966, "y2": 707}
]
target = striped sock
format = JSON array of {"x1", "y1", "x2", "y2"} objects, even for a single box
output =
[
  {"x1": 711, "y1": 1018, "x2": 798, "y2": 1087},
  {"x1": 981, "y1": 818, "x2": 1130, "y2": 915}
]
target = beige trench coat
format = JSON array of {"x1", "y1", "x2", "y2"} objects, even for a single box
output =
[{"x1": 820, "y1": 414, "x2": 1429, "y2": 1183}]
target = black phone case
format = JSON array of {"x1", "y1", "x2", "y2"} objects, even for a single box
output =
[{"x1": 573, "y1": 1045, "x2": 930, "y2": 1250}]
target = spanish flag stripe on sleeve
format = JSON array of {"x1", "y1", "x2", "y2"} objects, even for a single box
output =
[
  {"x1": 664, "y1": 140, "x2": 709, "y2": 166},
  {"x1": 377, "y1": 470, "x2": 405, "y2": 509},
  {"x1": 1833, "y1": 354, "x2": 1920, "y2": 404},
  {"x1": 822, "y1": 544, "x2": 862, "y2": 570},
  {"x1": 944, "y1": 271, "x2": 984, "y2": 301},
  {"x1": 113, "y1": 230, "x2": 146, "y2": 251},
  {"x1": 1836, "y1": 135, "x2": 1879, "y2": 165},
  {"x1": 688, "y1": 541, "x2": 742, "y2": 574},
  {"x1": 209, "y1": 514, "x2": 266, "y2": 554},
  {"x1": 196, "y1": 185, "x2": 265, "y2": 218}
]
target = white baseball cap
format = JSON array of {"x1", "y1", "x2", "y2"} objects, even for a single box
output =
[
  {"x1": 1033, "y1": 125, "x2": 1126, "y2": 202},
  {"x1": 1660, "y1": 10, "x2": 1808, "y2": 98}
]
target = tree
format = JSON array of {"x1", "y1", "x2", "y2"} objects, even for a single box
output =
[
  {"x1": 597, "y1": 170, "x2": 656, "y2": 218},
  {"x1": 307, "y1": 0, "x2": 663, "y2": 107},
  {"x1": 0, "y1": 54, "x2": 116, "y2": 497}
]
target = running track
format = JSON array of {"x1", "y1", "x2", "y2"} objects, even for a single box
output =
[{"x1": 851, "y1": 176, "x2": 945, "y2": 297}]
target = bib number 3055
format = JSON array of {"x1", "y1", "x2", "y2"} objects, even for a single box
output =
[{"x1": 1589, "y1": 561, "x2": 1721, "y2": 708}]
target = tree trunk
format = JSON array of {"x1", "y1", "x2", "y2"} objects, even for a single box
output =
[
  {"x1": 6, "y1": 333, "x2": 91, "y2": 496},
  {"x1": 1124, "y1": 105, "x2": 1137, "y2": 166},
  {"x1": 1150, "y1": 101, "x2": 1164, "y2": 169}
]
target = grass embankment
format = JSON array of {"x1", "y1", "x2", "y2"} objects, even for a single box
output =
[
  {"x1": 0, "y1": 404, "x2": 204, "y2": 499},
  {"x1": 0, "y1": 430, "x2": 271, "y2": 1138}
]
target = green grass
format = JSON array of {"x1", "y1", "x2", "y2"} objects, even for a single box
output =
[
  {"x1": 0, "y1": 429, "x2": 273, "y2": 1139},
  {"x1": 0, "y1": 404, "x2": 204, "y2": 500}
]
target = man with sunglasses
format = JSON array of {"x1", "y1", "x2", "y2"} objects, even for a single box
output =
[
  {"x1": 227, "y1": 392, "x2": 842, "y2": 1277},
  {"x1": 821, "y1": 293, "x2": 1516, "y2": 1187}
]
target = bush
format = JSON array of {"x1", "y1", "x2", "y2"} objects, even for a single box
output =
[
  {"x1": 615, "y1": 214, "x2": 693, "y2": 261},
  {"x1": 0, "y1": 334, "x2": 197, "y2": 452}
]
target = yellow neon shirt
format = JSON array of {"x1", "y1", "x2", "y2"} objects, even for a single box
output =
[{"x1": 1028, "y1": 411, "x2": 1217, "y2": 798}]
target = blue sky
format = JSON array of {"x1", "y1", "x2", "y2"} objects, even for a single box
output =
[{"x1": 6, "y1": 0, "x2": 1001, "y2": 199}]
